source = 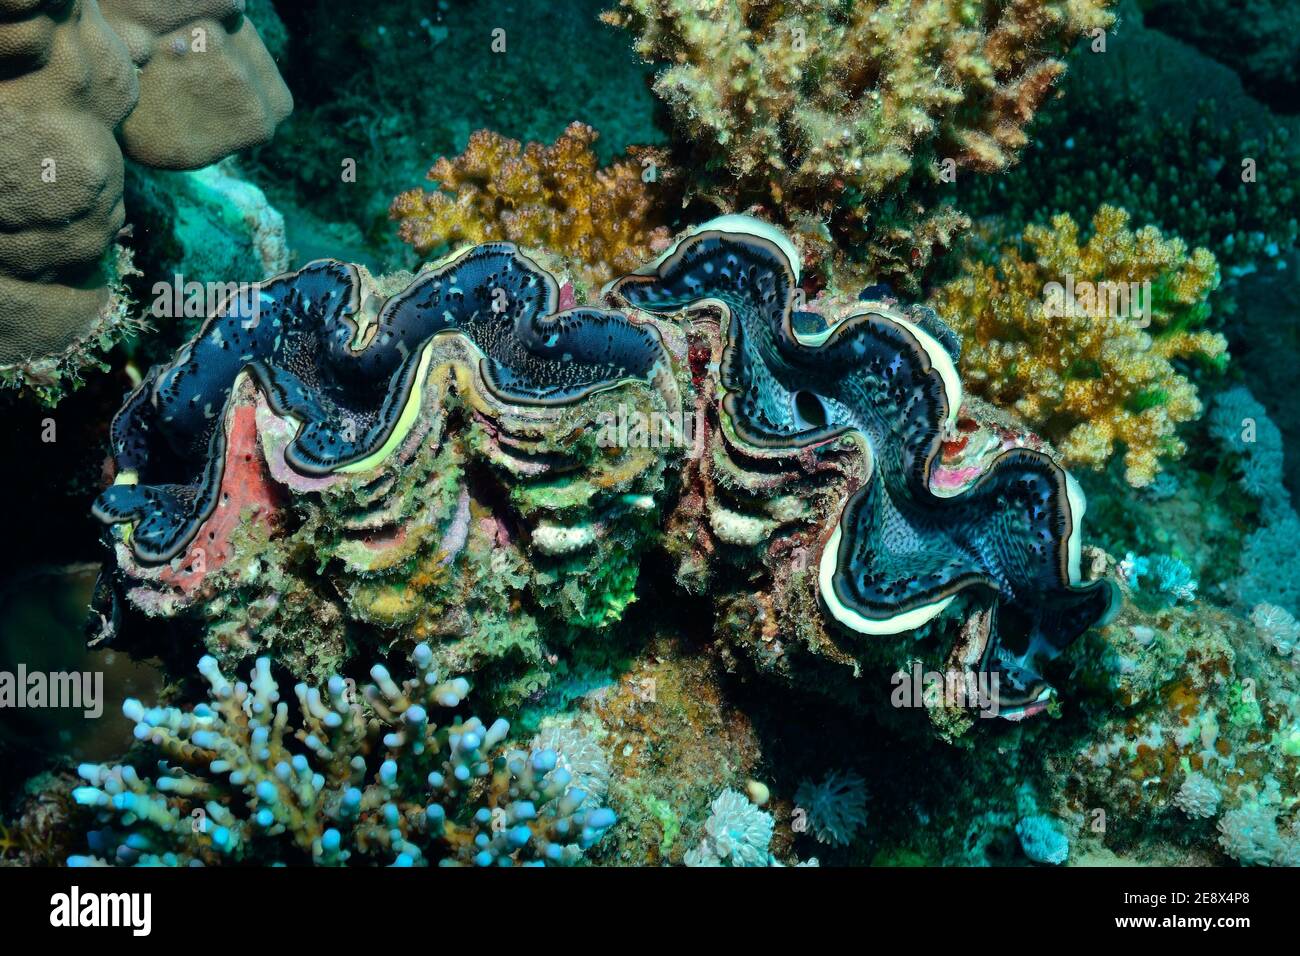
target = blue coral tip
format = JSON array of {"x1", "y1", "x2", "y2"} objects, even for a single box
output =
[
  {"x1": 413, "y1": 644, "x2": 432, "y2": 664},
  {"x1": 474, "y1": 850, "x2": 494, "y2": 867},
  {"x1": 587, "y1": 808, "x2": 617, "y2": 830},
  {"x1": 474, "y1": 807, "x2": 492, "y2": 825},
  {"x1": 405, "y1": 705, "x2": 426, "y2": 724},
  {"x1": 531, "y1": 749, "x2": 558, "y2": 773},
  {"x1": 380, "y1": 760, "x2": 398, "y2": 786},
  {"x1": 256, "y1": 780, "x2": 278, "y2": 804},
  {"x1": 545, "y1": 843, "x2": 563, "y2": 862},
  {"x1": 71, "y1": 787, "x2": 102, "y2": 807},
  {"x1": 256, "y1": 808, "x2": 274, "y2": 827},
  {"x1": 508, "y1": 825, "x2": 532, "y2": 849},
  {"x1": 322, "y1": 829, "x2": 341, "y2": 852},
  {"x1": 511, "y1": 800, "x2": 537, "y2": 822},
  {"x1": 393, "y1": 853, "x2": 414, "y2": 867}
]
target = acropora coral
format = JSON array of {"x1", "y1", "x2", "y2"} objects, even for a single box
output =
[
  {"x1": 601, "y1": 0, "x2": 1115, "y2": 286},
  {"x1": 929, "y1": 205, "x2": 1227, "y2": 487},
  {"x1": 390, "y1": 122, "x2": 670, "y2": 289},
  {"x1": 69, "y1": 645, "x2": 617, "y2": 866}
]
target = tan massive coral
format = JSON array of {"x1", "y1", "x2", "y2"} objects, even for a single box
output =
[
  {"x1": 99, "y1": 0, "x2": 292, "y2": 169},
  {"x1": 0, "y1": 0, "x2": 290, "y2": 403},
  {"x1": 0, "y1": 0, "x2": 139, "y2": 382}
]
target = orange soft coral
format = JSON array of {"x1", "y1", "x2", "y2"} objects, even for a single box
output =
[
  {"x1": 390, "y1": 123, "x2": 670, "y2": 290},
  {"x1": 929, "y1": 206, "x2": 1228, "y2": 487}
]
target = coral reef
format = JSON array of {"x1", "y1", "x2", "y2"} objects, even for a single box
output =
[
  {"x1": 961, "y1": 84, "x2": 1299, "y2": 284},
  {"x1": 1207, "y1": 387, "x2": 1300, "y2": 616},
  {"x1": 929, "y1": 206, "x2": 1227, "y2": 487},
  {"x1": 0, "y1": 0, "x2": 290, "y2": 404},
  {"x1": 69, "y1": 645, "x2": 617, "y2": 865},
  {"x1": 601, "y1": 0, "x2": 1114, "y2": 287},
  {"x1": 390, "y1": 123, "x2": 671, "y2": 291},
  {"x1": 93, "y1": 218, "x2": 1116, "y2": 719},
  {"x1": 1051, "y1": 588, "x2": 1300, "y2": 867},
  {"x1": 0, "y1": 0, "x2": 140, "y2": 401}
]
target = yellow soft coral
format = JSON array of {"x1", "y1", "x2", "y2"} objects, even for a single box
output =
[
  {"x1": 602, "y1": 0, "x2": 1114, "y2": 285},
  {"x1": 930, "y1": 206, "x2": 1227, "y2": 487},
  {"x1": 390, "y1": 123, "x2": 670, "y2": 290}
]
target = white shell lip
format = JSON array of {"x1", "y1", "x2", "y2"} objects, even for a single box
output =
[
  {"x1": 603, "y1": 213, "x2": 803, "y2": 299},
  {"x1": 817, "y1": 524, "x2": 954, "y2": 635}
]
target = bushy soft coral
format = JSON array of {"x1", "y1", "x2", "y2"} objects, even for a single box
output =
[
  {"x1": 68, "y1": 645, "x2": 616, "y2": 866},
  {"x1": 601, "y1": 0, "x2": 1113, "y2": 287},
  {"x1": 390, "y1": 122, "x2": 670, "y2": 289},
  {"x1": 930, "y1": 205, "x2": 1227, "y2": 486}
]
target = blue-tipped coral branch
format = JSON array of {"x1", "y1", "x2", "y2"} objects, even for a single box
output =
[{"x1": 69, "y1": 644, "x2": 616, "y2": 866}]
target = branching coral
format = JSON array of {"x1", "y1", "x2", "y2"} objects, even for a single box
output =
[
  {"x1": 390, "y1": 122, "x2": 670, "y2": 289},
  {"x1": 961, "y1": 87, "x2": 1299, "y2": 282},
  {"x1": 930, "y1": 206, "x2": 1227, "y2": 487},
  {"x1": 69, "y1": 645, "x2": 617, "y2": 866},
  {"x1": 600, "y1": 0, "x2": 1114, "y2": 286}
]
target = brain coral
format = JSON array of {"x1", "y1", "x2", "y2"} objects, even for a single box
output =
[
  {"x1": 929, "y1": 206, "x2": 1227, "y2": 487},
  {"x1": 93, "y1": 217, "x2": 1116, "y2": 720},
  {"x1": 391, "y1": 123, "x2": 670, "y2": 291},
  {"x1": 600, "y1": 0, "x2": 1114, "y2": 286},
  {"x1": 0, "y1": 0, "x2": 290, "y2": 403}
]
